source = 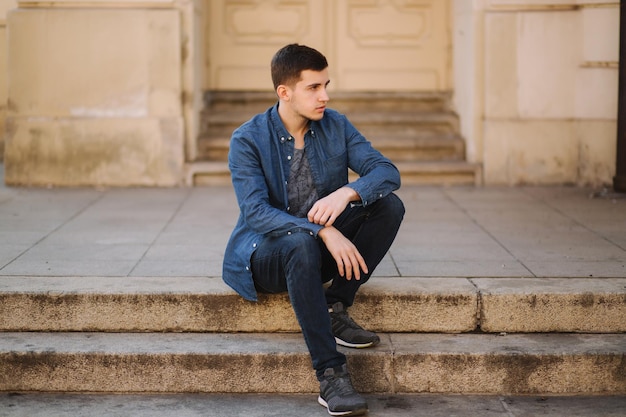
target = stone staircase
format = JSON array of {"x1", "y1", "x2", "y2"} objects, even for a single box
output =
[
  {"x1": 187, "y1": 91, "x2": 482, "y2": 186},
  {"x1": 1, "y1": 182, "x2": 625, "y2": 415},
  {"x1": 1, "y1": 276, "x2": 625, "y2": 397}
]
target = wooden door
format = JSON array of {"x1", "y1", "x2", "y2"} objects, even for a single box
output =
[{"x1": 204, "y1": 0, "x2": 451, "y2": 92}]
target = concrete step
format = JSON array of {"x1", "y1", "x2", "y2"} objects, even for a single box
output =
[
  {"x1": 197, "y1": 90, "x2": 466, "y2": 164},
  {"x1": 2, "y1": 332, "x2": 625, "y2": 394},
  {"x1": 201, "y1": 109, "x2": 459, "y2": 132},
  {"x1": 183, "y1": 161, "x2": 483, "y2": 186},
  {"x1": 343, "y1": 111, "x2": 459, "y2": 135},
  {"x1": 197, "y1": 133, "x2": 466, "y2": 163},
  {"x1": 2, "y1": 392, "x2": 626, "y2": 417},
  {"x1": 198, "y1": 111, "x2": 459, "y2": 151},
  {"x1": 394, "y1": 161, "x2": 481, "y2": 186},
  {"x1": 1, "y1": 276, "x2": 625, "y2": 334},
  {"x1": 203, "y1": 90, "x2": 453, "y2": 113}
]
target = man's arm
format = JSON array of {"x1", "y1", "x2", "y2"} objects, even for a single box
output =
[
  {"x1": 308, "y1": 186, "x2": 367, "y2": 281},
  {"x1": 317, "y1": 225, "x2": 368, "y2": 281},
  {"x1": 342, "y1": 117, "x2": 401, "y2": 207},
  {"x1": 307, "y1": 186, "x2": 359, "y2": 227}
]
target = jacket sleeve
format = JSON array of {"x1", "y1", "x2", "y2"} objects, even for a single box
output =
[{"x1": 343, "y1": 118, "x2": 401, "y2": 206}]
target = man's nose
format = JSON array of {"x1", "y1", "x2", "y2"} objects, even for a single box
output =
[{"x1": 319, "y1": 89, "x2": 329, "y2": 102}]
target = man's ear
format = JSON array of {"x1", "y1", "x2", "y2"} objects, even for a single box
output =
[{"x1": 276, "y1": 85, "x2": 290, "y2": 101}]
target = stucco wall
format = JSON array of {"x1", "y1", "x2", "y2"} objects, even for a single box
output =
[
  {"x1": 3, "y1": 0, "x2": 620, "y2": 187},
  {"x1": 0, "y1": 0, "x2": 17, "y2": 162},
  {"x1": 454, "y1": 0, "x2": 619, "y2": 186},
  {"x1": 5, "y1": 3, "x2": 185, "y2": 186}
]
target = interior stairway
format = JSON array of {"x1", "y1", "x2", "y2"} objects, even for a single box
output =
[{"x1": 187, "y1": 91, "x2": 482, "y2": 186}]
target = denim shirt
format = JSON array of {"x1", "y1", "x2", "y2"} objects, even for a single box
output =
[{"x1": 222, "y1": 104, "x2": 401, "y2": 301}]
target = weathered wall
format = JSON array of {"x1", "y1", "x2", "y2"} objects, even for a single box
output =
[
  {"x1": 3, "y1": 0, "x2": 619, "y2": 187},
  {"x1": 0, "y1": 1, "x2": 17, "y2": 162},
  {"x1": 5, "y1": 2, "x2": 186, "y2": 186},
  {"x1": 454, "y1": 0, "x2": 619, "y2": 186}
]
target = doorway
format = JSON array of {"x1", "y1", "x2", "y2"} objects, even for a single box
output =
[{"x1": 203, "y1": 0, "x2": 452, "y2": 92}]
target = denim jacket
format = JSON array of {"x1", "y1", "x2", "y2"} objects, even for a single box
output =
[{"x1": 222, "y1": 104, "x2": 401, "y2": 301}]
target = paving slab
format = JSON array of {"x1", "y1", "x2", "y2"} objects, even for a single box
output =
[
  {"x1": 1, "y1": 183, "x2": 625, "y2": 280},
  {"x1": 1, "y1": 393, "x2": 625, "y2": 417},
  {"x1": 1, "y1": 332, "x2": 624, "y2": 394}
]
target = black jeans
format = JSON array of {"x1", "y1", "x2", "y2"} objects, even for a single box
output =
[{"x1": 251, "y1": 193, "x2": 405, "y2": 378}]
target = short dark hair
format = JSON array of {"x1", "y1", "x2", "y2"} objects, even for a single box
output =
[{"x1": 271, "y1": 44, "x2": 328, "y2": 90}]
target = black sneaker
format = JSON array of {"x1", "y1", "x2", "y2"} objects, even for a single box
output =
[
  {"x1": 318, "y1": 364, "x2": 368, "y2": 416},
  {"x1": 329, "y1": 302, "x2": 380, "y2": 349}
]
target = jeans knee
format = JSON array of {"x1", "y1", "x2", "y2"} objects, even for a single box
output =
[
  {"x1": 285, "y1": 232, "x2": 321, "y2": 269},
  {"x1": 382, "y1": 193, "x2": 405, "y2": 221}
]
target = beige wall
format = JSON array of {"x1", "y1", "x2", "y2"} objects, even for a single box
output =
[
  {"x1": 5, "y1": 1, "x2": 195, "y2": 186},
  {"x1": 3, "y1": 0, "x2": 620, "y2": 187},
  {"x1": 454, "y1": 0, "x2": 619, "y2": 186},
  {"x1": 0, "y1": 0, "x2": 17, "y2": 161}
]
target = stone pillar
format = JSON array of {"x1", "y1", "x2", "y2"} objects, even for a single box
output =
[
  {"x1": 615, "y1": 0, "x2": 626, "y2": 192},
  {"x1": 6, "y1": 0, "x2": 186, "y2": 186},
  {"x1": 0, "y1": 0, "x2": 17, "y2": 161},
  {"x1": 458, "y1": 0, "x2": 619, "y2": 186},
  {"x1": 452, "y1": 0, "x2": 484, "y2": 168}
]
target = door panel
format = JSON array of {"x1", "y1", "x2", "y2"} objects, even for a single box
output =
[
  {"x1": 333, "y1": 0, "x2": 451, "y2": 91},
  {"x1": 204, "y1": 0, "x2": 451, "y2": 92},
  {"x1": 205, "y1": 0, "x2": 328, "y2": 91}
]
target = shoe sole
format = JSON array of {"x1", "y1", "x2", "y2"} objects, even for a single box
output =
[
  {"x1": 318, "y1": 396, "x2": 368, "y2": 416},
  {"x1": 335, "y1": 337, "x2": 379, "y2": 349}
]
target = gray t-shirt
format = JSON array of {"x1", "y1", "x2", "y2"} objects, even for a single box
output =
[{"x1": 287, "y1": 147, "x2": 319, "y2": 218}]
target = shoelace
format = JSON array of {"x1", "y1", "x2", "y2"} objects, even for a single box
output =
[
  {"x1": 333, "y1": 311, "x2": 362, "y2": 330},
  {"x1": 327, "y1": 373, "x2": 357, "y2": 397}
]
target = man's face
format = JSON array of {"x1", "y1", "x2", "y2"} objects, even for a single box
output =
[{"x1": 286, "y1": 68, "x2": 330, "y2": 122}]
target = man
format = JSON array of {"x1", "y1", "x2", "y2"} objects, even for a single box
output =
[{"x1": 223, "y1": 43, "x2": 404, "y2": 416}]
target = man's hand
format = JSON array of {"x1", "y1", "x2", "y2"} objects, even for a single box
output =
[
  {"x1": 308, "y1": 186, "x2": 359, "y2": 227},
  {"x1": 317, "y1": 226, "x2": 368, "y2": 280}
]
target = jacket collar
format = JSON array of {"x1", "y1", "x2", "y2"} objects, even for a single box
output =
[{"x1": 269, "y1": 102, "x2": 317, "y2": 142}]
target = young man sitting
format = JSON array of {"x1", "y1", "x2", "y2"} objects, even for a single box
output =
[{"x1": 222, "y1": 43, "x2": 404, "y2": 416}]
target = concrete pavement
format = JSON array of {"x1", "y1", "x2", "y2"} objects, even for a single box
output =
[
  {"x1": 2, "y1": 392, "x2": 626, "y2": 417},
  {"x1": 1, "y1": 172, "x2": 625, "y2": 281}
]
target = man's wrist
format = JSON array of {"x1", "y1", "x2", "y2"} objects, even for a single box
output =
[
  {"x1": 341, "y1": 186, "x2": 360, "y2": 203},
  {"x1": 317, "y1": 225, "x2": 333, "y2": 240}
]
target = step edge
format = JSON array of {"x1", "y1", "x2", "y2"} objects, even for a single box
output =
[{"x1": 2, "y1": 333, "x2": 625, "y2": 394}]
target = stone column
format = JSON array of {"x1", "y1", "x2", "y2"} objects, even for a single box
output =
[
  {"x1": 614, "y1": 0, "x2": 626, "y2": 192},
  {"x1": 0, "y1": 0, "x2": 17, "y2": 161},
  {"x1": 461, "y1": 0, "x2": 619, "y2": 186},
  {"x1": 6, "y1": 0, "x2": 187, "y2": 186}
]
